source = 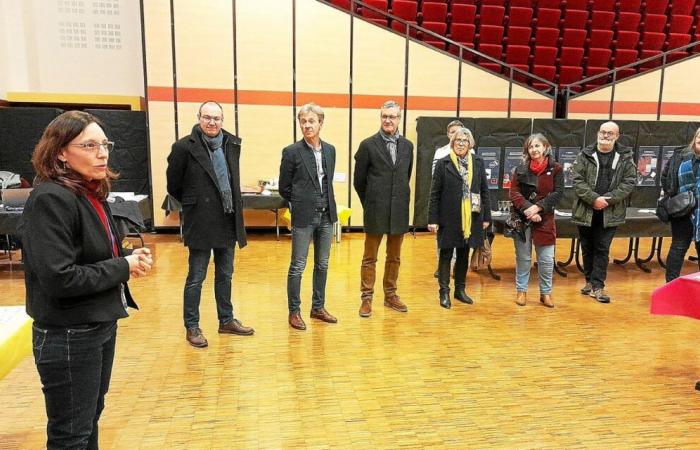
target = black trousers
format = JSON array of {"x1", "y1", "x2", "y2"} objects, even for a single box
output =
[
  {"x1": 665, "y1": 216, "x2": 700, "y2": 282},
  {"x1": 578, "y1": 211, "x2": 617, "y2": 290},
  {"x1": 438, "y1": 246, "x2": 469, "y2": 293}
]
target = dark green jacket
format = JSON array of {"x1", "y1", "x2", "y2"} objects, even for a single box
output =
[{"x1": 571, "y1": 142, "x2": 637, "y2": 227}]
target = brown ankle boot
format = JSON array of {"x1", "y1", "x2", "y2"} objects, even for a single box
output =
[
  {"x1": 540, "y1": 293, "x2": 554, "y2": 308},
  {"x1": 515, "y1": 291, "x2": 527, "y2": 306}
]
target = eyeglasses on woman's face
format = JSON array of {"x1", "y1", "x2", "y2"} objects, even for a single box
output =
[{"x1": 70, "y1": 141, "x2": 114, "y2": 154}]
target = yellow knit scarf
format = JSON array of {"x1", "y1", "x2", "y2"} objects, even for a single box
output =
[{"x1": 450, "y1": 150, "x2": 473, "y2": 240}]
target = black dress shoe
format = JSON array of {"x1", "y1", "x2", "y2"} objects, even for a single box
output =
[
  {"x1": 454, "y1": 289, "x2": 473, "y2": 304},
  {"x1": 439, "y1": 292, "x2": 451, "y2": 309}
]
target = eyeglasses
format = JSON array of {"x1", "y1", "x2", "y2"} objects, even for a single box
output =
[
  {"x1": 200, "y1": 115, "x2": 222, "y2": 123},
  {"x1": 454, "y1": 139, "x2": 470, "y2": 146},
  {"x1": 381, "y1": 114, "x2": 399, "y2": 121},
  {"x1": 598, "y1": 130, "x2": 617, "y2": 137},
  {"x1": 70, "y1": 141, "x2": 114, "y2": 153}
]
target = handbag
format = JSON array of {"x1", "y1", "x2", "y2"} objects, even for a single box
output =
[
  {"x1": 504, "y1": 206, "x2": 527, "y2": 241},
  {"x1": 664, "y1": 190, "x2": 696, "y2": 218},
  {"x1": 470, "y1": 237, "x2": 492, "y2": 271}
]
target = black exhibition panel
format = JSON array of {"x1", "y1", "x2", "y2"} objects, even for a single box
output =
[
  {"x1": 414, "y1": 116, "x2": 476, "y2": 227},
  {"x1": 0, "y1": 107, "x2": 63, "y2": 183},
  {"x1": 85, "y1": 109, "x2": 150, "y2": 196},
  {"x1": 687, "y1": 122, "x2": 700, "y2": 142}
]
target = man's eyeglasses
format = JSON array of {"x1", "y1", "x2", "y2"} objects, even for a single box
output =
[
  {"x1": 70, "y1": 141, "x2": 114, "y2": 153},
  {"x1": 200, "y1": 115, "x2": 222, "y2": 123},
  {"x1": 381, "y1": 114, "x2": 399, "y2": 121},
  {"x1": 598, "y1": 130, "x2": 617, "y2": 137},
  {"x1": 454, "y1": 139, "x2": 470, "y2": 146}
]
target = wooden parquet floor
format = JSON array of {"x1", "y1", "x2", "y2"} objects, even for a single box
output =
[{"x1": 1, "y1": 232, "x2": 699, "y2": 449}]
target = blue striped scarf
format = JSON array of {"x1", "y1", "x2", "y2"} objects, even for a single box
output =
[{"x1": 678, "y1": 157, "x2": 700, "y2": 241}]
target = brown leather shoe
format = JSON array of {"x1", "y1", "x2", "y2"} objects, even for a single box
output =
[
  {"x1": 384, "y1": 296, "x2": 408, "y2": 313},
  {"x1": 218, "y1": 319, "x2": 255, "y2": 335},
  {"x1": 359, "y1": 299, "x2": 372, "y2": 317},
  {"x1": 516, "y1": 291, "x2": 527, "y2": 306},
  {"x1": 310, "y1": 308, "x2": 337, "y2": 323},
  {"x1": 289, "y1": 311, "x2": 306, "y2": 330},
  {"x1": 186, "y1": 327, "x2": 208, "y2": 348},
  {"x1": 540, "y1": 293, "x2": 555, "y2": 308}
]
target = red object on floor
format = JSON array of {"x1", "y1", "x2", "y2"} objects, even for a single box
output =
[{"x1": 651, "y1": 272, "x2": 700, "y2": 320}]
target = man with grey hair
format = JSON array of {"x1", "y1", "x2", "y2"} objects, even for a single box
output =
[
  {"x1": 279, "y1": 103, "x2": 338, "y2": 330},
  {"x1": 431, "y1": 119, "x2": 464, "y2": 277},
  {"x1": 167, "y1": 100, "x2": 254, "y2": 348},
  {"x1": 354, "y1": 100, "x2": 414, "y2": 317},
  {"x1": 572, "y1": 120, "x2": 636, "y2": 303}
]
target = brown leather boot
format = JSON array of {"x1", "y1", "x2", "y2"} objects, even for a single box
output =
[
  {"x1": 289, "y1": 311, "x2": 306, "y2": 330},
  {"x1": 359, "y1": 299, "x2": 372, "y2": 317},
  {"x1": 218, "y1": 319, "x2": 255, "y2": 335},
  {"x1": 540, "y1": 293, "x2": 554, "y2": 308},
  {"x1": 310, "y1": 308, "x2": 338, "y2": 323},
  {"x1": 384, "y1": 296, "x2": 408, "y2": 312},
  {"x1": 516, "y1": 291, "x2": 527, "y2": 306},
  {"x1": 186, "y1": 327, "x2": 208, "y2": 348}
]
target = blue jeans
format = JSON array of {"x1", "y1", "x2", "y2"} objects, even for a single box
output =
[
  {"x1": 513, "y1": 227, "x2": 555, "y2": 294},
  {"x1": 32, "y1": 321, "x2": 117, "y2": 450},
  {"x1": 287, "y1": 212, "x2": 333, "y2": 313},
  {"x1": 184, "y1": 247, "x2": 234, "y2": 329}
]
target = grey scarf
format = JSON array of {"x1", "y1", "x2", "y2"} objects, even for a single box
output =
[
  {"x1": 201, "y1": 131, "x2": 234, "y2": 214},
  {"x1": 379, "y1": 129, "x2": 400, "y2": 164},
  {"x1": 457, "y1": 155, "x2": 470, "y2": 200}
]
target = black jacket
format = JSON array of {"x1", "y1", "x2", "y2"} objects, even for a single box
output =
[
  {"x1": 353, "y1": 132, "x2": 413, "y2": 234},
  {"x1": 21, "y1": 181, "x2": 136, "y2": 327},
  {"x1": 279, "y1": 140, "x2": 338, "y2": 227},
  {"x1": 657, "y1": 145, "x2": 692, "y2": 222},
  {"x1": 166, "y1": 125, "x2": 247, "y2": 249},
  {"x1": 429, "y1": 155, "x2": 492, "y2": 249}
]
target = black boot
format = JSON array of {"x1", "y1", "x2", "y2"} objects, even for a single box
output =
[
  {"x1": 439, "y1": 291, "x2": 451, "y2": 309},
  {"x1": 454, "y1": 287, "x2": 473, "y2": 304},
  {"x1": 453, "y1": 248, "x2": 472, "y2": 304}
]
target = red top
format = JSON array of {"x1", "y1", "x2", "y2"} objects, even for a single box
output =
[{"x1": 86, "y1": 192, "x2": 118, "y2": 257}]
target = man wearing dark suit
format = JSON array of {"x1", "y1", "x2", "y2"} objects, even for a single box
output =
[
  {"x1": 353, "y1": 100, "x2": 414, "y2": 317},
  {"x1": 166, "y1": 101, "x2": 254, "y2": 348},
  {"x1": 279, "y1": 103, "x2": 338, "y2": 330}
]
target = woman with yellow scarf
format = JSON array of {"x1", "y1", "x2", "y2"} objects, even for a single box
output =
[{"x1": 428, "y1": 128, "x2": 491, "y2": 309}]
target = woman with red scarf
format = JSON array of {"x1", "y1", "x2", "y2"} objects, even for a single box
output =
[
  {"x1": 21, "y1": 111, "x2": 152, "y2": 449},
  {"x1": 509, "y1": 133, "x2": 564, "y2": 308}
]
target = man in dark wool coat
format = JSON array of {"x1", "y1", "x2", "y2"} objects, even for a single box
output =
[
  {"x1": 353, "y1": 100, "x2": 414, "y2": 318},
  {"x1": 167, "y1": 101, "x2": 254, "y2": 348}
]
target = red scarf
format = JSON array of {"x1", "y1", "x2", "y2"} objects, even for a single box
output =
[
  {"x1": 85, "y1": 181, "x2": 118, "y2": 257},
  {"x1": 529, "y1": 157, "x2": 548, "y2": 176}
]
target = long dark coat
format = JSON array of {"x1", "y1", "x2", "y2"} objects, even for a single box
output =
[
  {"x1": 353, "y1": 132, "x2": 413, "y2": 235},
  {"x1": 166, "y1": 125, "x2": 247, "y2": 250},
  {"x1": 429, "y1": 154, "x2": 492, "y2": 249}
]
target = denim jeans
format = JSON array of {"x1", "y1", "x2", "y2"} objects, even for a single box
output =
[
  {"x1": 665, "y1": 216, "x2": 700, "y2": 282},
  {"x1": 513, "y1": 227, "x2": 555, "y2": 294},
  {"x1": 578, "y1": 211, "x2": 617, "y2": 290},
  {"x1": 288, "y1": 212, "x2": 333, "y2": 313},
  {"x1": 32, "y1": 321, "x2": 117, "y2": 450},
  {"x1": 184, "y1": 247, "x2": 234, "y2": 329}
]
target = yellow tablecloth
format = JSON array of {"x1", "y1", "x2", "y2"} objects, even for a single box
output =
[{"x1": 0, "y1": 306, "x2": 32, "y2": 380}]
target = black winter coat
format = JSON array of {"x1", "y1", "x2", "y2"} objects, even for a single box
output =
[
  {"x1": 353, "y1": 132, "x2": 414, "y2": 235},
  {"x1": 279, "y1": 140, "x2": 338, "y2": 227},
  {"x1": 166, "y1": 125, "x2": 247, "y2": 249},
  {"x1": 429, "y1": 155, "x2": 492, "y2": 249},
  {"x1": 21, "y1": 181, "x2": 136, "y2": 327}
]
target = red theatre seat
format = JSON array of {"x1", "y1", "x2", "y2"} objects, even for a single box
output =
[
  {"x1": 560, "y1": 29, "x2": 587, "y2": 47},
  {"x1": 537, "y1": 0, "x2": 560, "y2": 8},
  {"x1": 478, "y1": 5, "x2": 505, "y2": 25},
  {"x1": 359, "y1": 0, "x2": 388, "y2": 20},
  {"x1": 565, "y1": 0, "x2": 589, "y2": 10},
  {"x1": 508, "y1": 6, "x2": 533, "y2": 27},
  {"x1": 563, "y1": 10, "x2": 590, "y2": 29},
  {"x1": 589, "y1": 11, "x2": 616, "y2": 30},
  {"x1": 391, "y1": 1, "x2": 418, "y2": 23},
  {"x1": 481, "y1": 0, "x2": 506, "y2": 4},
  {"x1": 477, "y1": 43, "x2": 503, "y2": 73},
  {"x1": 505, "y1": 45, "x2": 530, "y2": 65},
  {"x1": 533, "y1": 27, "x2": 560, "y2": 47},
  {"x1": 509, "y1": 0, "x2": 532, "y2": 6},
  {"x1": 478, "y1": 24, "x2": 505, "y2": 44},
  {"x1": 531, "y1": 64, "x2": 557, "y2": 91},
  {"x1": 449, "y1": 23, "x2": 476, "y2": 43},
  {"x1": 420, "y1": 2, "x2": 448, "y2": 23},
  {"x1": 588, "y1": 29, "x2": 614, "y2": 48},
  {"x1": 642, "y1": 13, "x2": 667, "y2": 33},
  {"x1": 615, "y1": 30, "x2": 641, "y2": 48},
  {"x1": 558, "y1": 47, "x2": 585, "y2": 66},
  {"x1": 532, "y1": 46, "x2": 558, "y2": 65},
  {"x1": 666, "y1": 32, "x2": 692, "y2": 50},
  {"x1": 505, "y1": 26, "x2": 532, "y2": 46},
  {"x1": 640, "y1": 31, "x2": 666, "y2": 50},
  {"x1": 616, "y1": 12, "x2": 641, "y2": 31},
  {"x1": 643, "y1": 0, "x2": 669, "y2": 14},
  {"x1": 618, "y1": 0, "x2": 642, "y2": 12},
  {"x1": 558, "y1": 66, "x2": 584, "y2": 89},
  {"x1": 586, "y1": 48, "x2": 613, "y2": 67},
  {"x1": 329, "y1": 0, "x2": 352, "y2": 11},
  {"x1": 591, "y1": 0, "x2": 615, "y2": 10},
  {"x1": 670, "y1": 0, "x2": 695, "y2": 15},
  {"x1": 450, "y1": 4, "x2": 476, "y2": 24},
  {"x1": 669, "y1": 15, "x2": 694, "y2": 34},
  {"x1": 421, "y1": 21, "x2": 447, "y2": 39},
  {"x1": 534, "y1": 8, "x2": 561, "y2": 28}
]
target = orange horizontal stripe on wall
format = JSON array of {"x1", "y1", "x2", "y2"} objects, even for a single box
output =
[
  {"x1": 569, "y1": 100, "x2": 700, "y2": 115},
  {"x1": 147, "y1": 87, "x2": 553, "y2": 112}
]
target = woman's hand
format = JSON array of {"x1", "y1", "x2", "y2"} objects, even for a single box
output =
[
  {"x1": 126, "y1": 247, "x2": 152, "y2": 278},
  {"x1": 530, "y1": 213, "x2": 542, "y2": 223},
  {"x1": 428, "y1": 224, "x2": 439, "y2": 233},
  {"x1": 482, "y1": 221, "x2": 490, "y2": 229},
  {"x1": 523, "y1": 204, "x2": 540, "y2": 219}
]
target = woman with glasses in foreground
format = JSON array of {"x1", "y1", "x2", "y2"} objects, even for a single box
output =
[
  {"x1": 509, "y1": 133, "x2": 563, "y2": 308},
  {"x1": 428, "y1": 127, "x2": 491, "y2": 309},
  {"x1": 21, "y1": 110, "x2": 152, "y2": 449}
]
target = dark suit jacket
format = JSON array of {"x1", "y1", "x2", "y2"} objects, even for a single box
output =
[
  {"x1": 279, "y1": 139, "x2": 338, "y2": 227},
  {"x1": 21, "y1": 181, "x2": 136, "y2": 327},
  {"x1": 429, "y1": 155, "x2": 492, "y2": 249},
  {"x1": 166, "y1": 125, "x2": 247, "y2": 249},
  {"x1": 353, "y1": 132, "x2": 413, "y2": 235}
]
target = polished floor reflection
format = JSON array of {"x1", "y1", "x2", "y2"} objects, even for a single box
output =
[{"x1": 0, "y1": 232, "x2": 698, "y2": 449}]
